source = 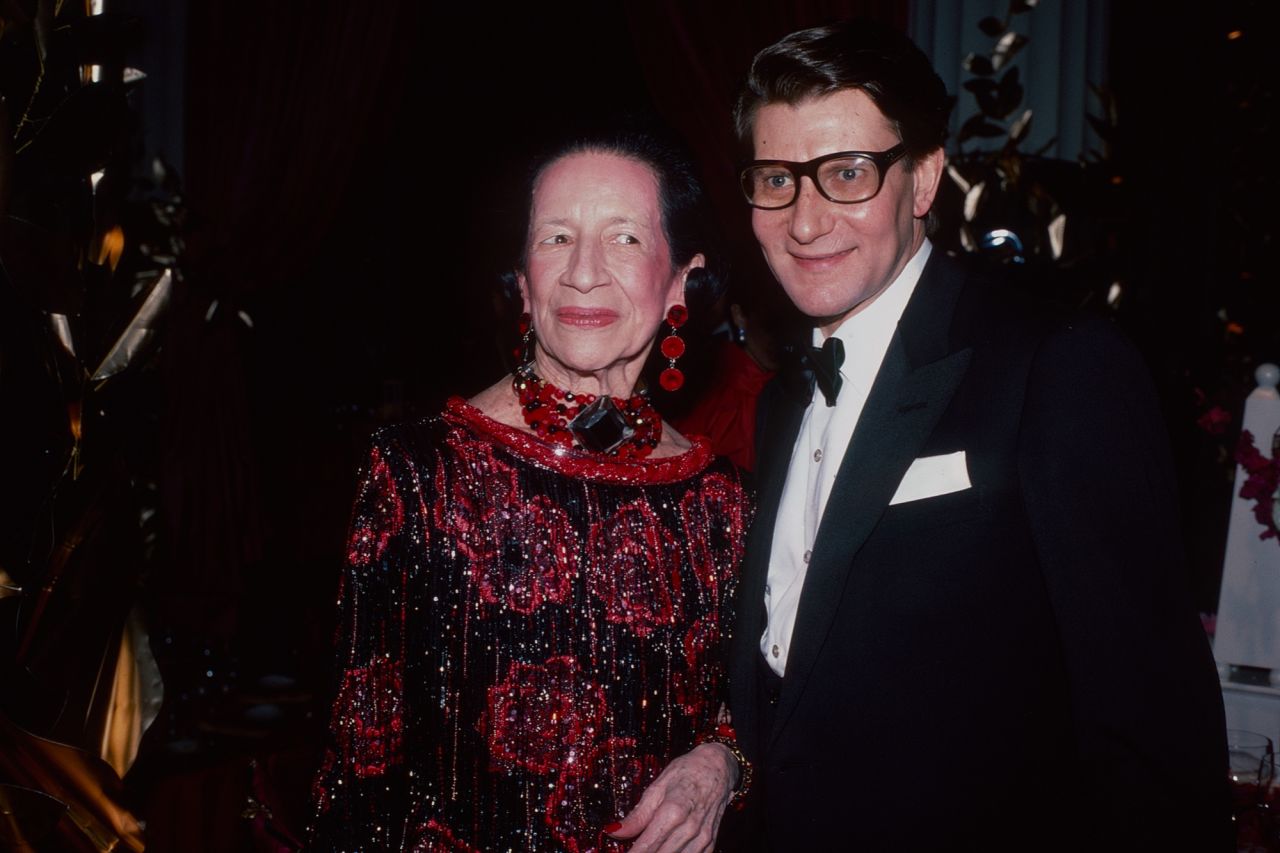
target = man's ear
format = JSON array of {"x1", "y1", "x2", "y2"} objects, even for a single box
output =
[{"x1": 912, "y1": 148, "x2": 946, "y2": 219}]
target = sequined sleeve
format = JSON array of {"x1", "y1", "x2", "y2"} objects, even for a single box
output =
[{"x1": 310, "y1": 431, "x2": 416, "y2": 851}]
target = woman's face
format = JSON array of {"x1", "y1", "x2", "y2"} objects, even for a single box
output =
[{"x1": 519, "y1": 151, "x2": 703, "y2": 383}]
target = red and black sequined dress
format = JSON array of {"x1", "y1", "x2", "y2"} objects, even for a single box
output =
[{"x1": 309, "y1": 397, "x2": 751, "y2": 852}]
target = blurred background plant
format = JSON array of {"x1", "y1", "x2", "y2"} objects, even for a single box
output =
[
  {"x1": 0, "y1": 0, "x2": 178, "y2": 848},
  {"x1": 934, "y1": 0, "x2": 1125, "y2": 313}
]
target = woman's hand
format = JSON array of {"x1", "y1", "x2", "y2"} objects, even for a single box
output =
[{"x1": 604, "y1": 742, "x2": 738, "y2": 853}]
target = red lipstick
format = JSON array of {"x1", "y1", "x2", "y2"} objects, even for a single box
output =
[{"x1": 556, "y1": 308, "x2": 618, "y2": 327}]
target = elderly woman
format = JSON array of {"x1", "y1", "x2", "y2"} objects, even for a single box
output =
[{"x1": 309, "y1": 126, "x2": 751, "y2": 852}]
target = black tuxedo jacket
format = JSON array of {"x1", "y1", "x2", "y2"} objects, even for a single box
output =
[{"x1": 727, "y1": 252, "x2": 1230, "y2": 851}]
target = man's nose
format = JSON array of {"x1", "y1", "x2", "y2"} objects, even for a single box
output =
[
  {"x1": 787, "y1": 177, "x2": 835, "y2": 244},
  {"x1": 563, "y1": 240, "x2": 609, "y2": 292}
]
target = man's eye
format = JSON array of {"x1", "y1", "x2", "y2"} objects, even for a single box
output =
[
  {"x1": 823, "y1": 158, "x2": 872, "y2": 184},
  {"x1": 616, "y1": 234, "x2": 640, "y2": 245},
  {"x1": 764, "y1": 173, "x2": 792, "y2": 189},
  {"x1": 540, "y1": 234, "x2": 570, "y2": 245}
]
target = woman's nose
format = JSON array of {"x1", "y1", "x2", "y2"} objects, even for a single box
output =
[{"x1": 563, "y1": 240, "x2": 609, "y2": 292}]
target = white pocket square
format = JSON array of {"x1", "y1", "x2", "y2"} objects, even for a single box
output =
[{"x1": 889, "y1": 451, "x2": 971, "y2": 505}]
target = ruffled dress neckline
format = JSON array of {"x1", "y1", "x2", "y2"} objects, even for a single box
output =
[{"x1": 443, "y1": 395, "x2": 713, "y2": 485}]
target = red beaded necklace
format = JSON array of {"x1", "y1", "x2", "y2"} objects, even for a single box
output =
[{"x1": 512, "y1": 363, "x2": 661, "y2": 460}]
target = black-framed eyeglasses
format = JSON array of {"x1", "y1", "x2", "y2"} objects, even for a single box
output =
[{"x1": 739, "y1": 144, "x2": 907, "y2": 210}]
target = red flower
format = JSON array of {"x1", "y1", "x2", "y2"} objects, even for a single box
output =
[
  {"x1": 407, "y1": 818, "x2": 482, "y2": 852},
  {"x1": 469, "y1": 495, "x2": 577, "y2": 614},
  {"x1": 433, "y1": 428, "x2": 520, "y2": 559},
  {"x1": 1196, "y1": 405, "x2": 1232, "y2": 436},
  {"x1": 1235, "y1": 430, "x2": 1280, "y2": 541},
  {"x1": 586, "y1": 500, "x2": 682, "y2": 638},
  {"x1": 331, "y1": 656, "x2": 405, "y2": 780},
  {"x1": 347, "y1": 445, "x2": 406, "y2": 567},
  {"x1": 679, "y1": 473, "x2": 748, "y2": 599},
  {"x1": 672, "y1": 617, "x2": 722, "y2": 718},
  {"x1": 546, "y1": 737, "x2": 662, "y2": 853},
  {"x1": 485, "y1": 656, "x2": 606, "y2": 775}
]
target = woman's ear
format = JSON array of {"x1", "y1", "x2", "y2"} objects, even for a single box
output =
[
  {"x1": 515, "y1": 270, "x2": 530, "y2": 314},
  {"x1": 672, "y1": 253, "x2": 706, "y2": 308},
  {"x1": 498, "y1": 268, "x2": 527, "y2": 314}
]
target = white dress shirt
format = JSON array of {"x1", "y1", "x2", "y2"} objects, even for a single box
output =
[{"x1": 760, "y1": 240, "x2": 933, "y2": 676}]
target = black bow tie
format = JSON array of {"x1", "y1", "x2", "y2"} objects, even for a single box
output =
[{"x1": 807, "y1": 337, "x2": 845, "y2": 406}]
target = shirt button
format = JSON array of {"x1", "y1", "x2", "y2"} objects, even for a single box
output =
[
  {"x1": 813, "y1": 449, "x2": 823, "y2": 462},
  {"x1": 803, "y1": 550, "x2": 811, "y2": 564},
  {"x1": 771, "y1": 644, "x2": 780, "y2": 658}
]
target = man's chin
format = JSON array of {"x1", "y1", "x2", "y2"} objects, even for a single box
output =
[
  {"x1": 785, "y1": 281, "x2": 893, "y2": 335},
  {"x1": 796, "y1": 297, "x2": 875, "y2": 336},
  {"x1": 800, "y1": 307, "x2": 848, "y2": 329}
]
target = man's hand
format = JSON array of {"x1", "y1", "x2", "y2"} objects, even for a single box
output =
[{"x1": 604, "y1": 742, "x2": 738, "y2": 853}]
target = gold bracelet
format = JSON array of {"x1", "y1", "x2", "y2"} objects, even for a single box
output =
[{"x1": 701, "y1": 731, "x2": 752, "y2": 807}]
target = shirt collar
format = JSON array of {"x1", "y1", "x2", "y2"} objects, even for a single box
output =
[{"x1": 813, "y1": 239, "x2": 932, "y2": 395}]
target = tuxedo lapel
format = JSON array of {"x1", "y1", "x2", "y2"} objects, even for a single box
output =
[{"x1": 767, "y1": 253, "x2": 973, "y2": 747}]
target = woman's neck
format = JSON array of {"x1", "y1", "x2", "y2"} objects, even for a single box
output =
[{"x1": 530, "y1": 352, "x2": 643, "y2": 400}]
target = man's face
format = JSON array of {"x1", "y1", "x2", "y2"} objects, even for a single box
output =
[{"x1": 750, "y1": 89, "x2": 943, "y2": 334}]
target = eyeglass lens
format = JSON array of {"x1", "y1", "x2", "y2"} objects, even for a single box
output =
[{"x1": 743, "y1": 154, "x2": 883, "y2": 208}]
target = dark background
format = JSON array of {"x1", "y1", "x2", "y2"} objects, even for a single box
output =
[{"x1": 2, "y1": 1, "x2": 1276, "y2": 848}]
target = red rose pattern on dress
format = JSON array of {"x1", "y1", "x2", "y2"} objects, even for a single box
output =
[
  {"x1": 333, "y1": 656, "x2": 405, "y2": 780},
  {"x1": 485, "y1": 656, "x2": 607, "y2": 775},
  {"x1": 546, "y1": 737, "x2": 664, "y2": 853},
  {"x1": 434, "y1": 428, "x2": 521, "y2": 560},
  {"x1": 679, "y1": 472, "x2": 747, "y2": 599},
  {"x1": 471, "y1": 494, "x2": 577, "y2": 614},
  {"x1": 586, "y1": 499, "x2": 682, "y2": 637},
  {"x1": 347, "y1": 445, "x2": 407, "y2": 567},
  {"x1": 673, "y1": 616, "x2": 722, "y2": 718},
  {"x1": 409, "y1": 818, "x2": 483, "y2": 852}
]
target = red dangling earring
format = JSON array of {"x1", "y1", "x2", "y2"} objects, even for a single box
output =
[
  {"x1": 659, "y1": 304, "x2": 687, "y2": 391},
  {"x1": 515, "y1": 312, "x2": 534, "y2": 365}
]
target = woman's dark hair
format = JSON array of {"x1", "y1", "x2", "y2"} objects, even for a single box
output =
[
  {"x1": 734, "y1": 20, "x2": 952, "y2": 166},
  {"x1": 501, "y1": 117, "x2": 726, "y2": 313}
]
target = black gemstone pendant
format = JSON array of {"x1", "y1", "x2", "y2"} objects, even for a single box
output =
[{"x1": 568, "y1": 396, "x2": 635, "y2": 454}]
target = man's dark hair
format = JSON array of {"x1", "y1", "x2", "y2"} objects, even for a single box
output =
[{"x1": 734, "y1": 20, "x2": 952, "y2": 167}]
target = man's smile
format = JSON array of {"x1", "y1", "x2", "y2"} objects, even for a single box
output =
[{"x1": 788, "y1": 247, "x2": 856, "y2": 272}]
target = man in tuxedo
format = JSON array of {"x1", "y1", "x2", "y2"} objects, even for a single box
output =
[{"x1": 726, "y1": 21, "x2": 1230, "y2": 851}]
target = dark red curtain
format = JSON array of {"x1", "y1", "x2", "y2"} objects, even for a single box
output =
[
  {"x1": 183, "y1": 4, "x2": 415, "y2": 295},
  {"x1": 158, "y1": 3, "x2": 415, "y2": 629}
]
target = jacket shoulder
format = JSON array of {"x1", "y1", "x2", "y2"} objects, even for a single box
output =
[{"x1": 940, "y1": 254, "x2": 1136, "y2": 365}]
